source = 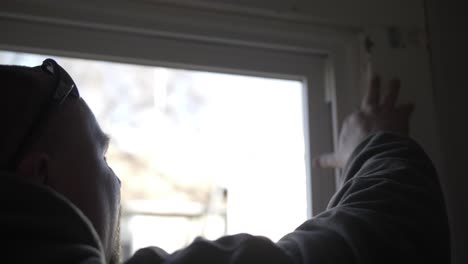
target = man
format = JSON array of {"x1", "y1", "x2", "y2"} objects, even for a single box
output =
[
  {"x1": 0, "y1": 59, "x2": 449, "y2": 263},
  {"x1": 1, "y1": 59, "x2": 121, "y2": 263}
]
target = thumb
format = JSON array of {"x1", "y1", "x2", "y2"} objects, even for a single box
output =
[{"x1": 313, "y1": 153, "x2": 341, "y2": 168}]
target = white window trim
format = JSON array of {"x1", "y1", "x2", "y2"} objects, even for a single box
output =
[{"x1": 0, "y1": 0, "x2": 364, "y2": 216}]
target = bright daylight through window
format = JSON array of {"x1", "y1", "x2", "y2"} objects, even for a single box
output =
[{"x1": 0, "y1": 51, "x2": 309, "y2": 260}]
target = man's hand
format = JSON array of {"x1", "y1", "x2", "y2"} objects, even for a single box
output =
[{"x1": 313, "y1": 76, "x2": 414, "y2": 169}]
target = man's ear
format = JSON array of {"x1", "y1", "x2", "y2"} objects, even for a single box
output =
[{"x1": 16, "y1": 152, "x2": 50, "y2": 184}]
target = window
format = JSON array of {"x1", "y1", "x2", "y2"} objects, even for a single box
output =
[
  {"x1": 1, "y1": 50, "x2": 309, "y2": 259},
  {"x1": 0, "y1": 2, "x2": 360, "y2": 259}
]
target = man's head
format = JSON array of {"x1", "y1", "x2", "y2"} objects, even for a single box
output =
[{"x1": 0, "y1": 59, "x2": 121, "y2": 263}]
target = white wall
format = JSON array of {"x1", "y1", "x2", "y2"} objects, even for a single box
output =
[
  {"x1": 247, "y1": 0, "x2": 441, "y2": 170},
  {"x1": 307, "y1": 1, "x2": 443, "y2": 172}
]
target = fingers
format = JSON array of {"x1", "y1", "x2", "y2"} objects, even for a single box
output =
[
  {"x1": 361, "y1": 75, "x2": 381, "y2": 112},
  {"x1": 381, "y1": 79, "x2": 400, "y2": 109},
  {"x1": 363, "y1": 77, "x2": 405, "y2": 112},
  {"x1": 312, "y1": 153, "x2": 342, "y2": 168}
]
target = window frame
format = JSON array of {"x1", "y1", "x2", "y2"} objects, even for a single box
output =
[{"x1": 0, "y1": 0, "x2": 363, "y2": 216}]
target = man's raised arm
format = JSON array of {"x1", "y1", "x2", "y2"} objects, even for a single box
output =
[{"x1": 126, "y1": 76, "x2": 450, "y2": 263}]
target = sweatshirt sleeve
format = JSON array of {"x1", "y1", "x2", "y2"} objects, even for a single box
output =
[
  {"x1": 277, "y1": 132, "x2": 450, "y2": 263},
  {"x1": 126, "y1": 132, "x2": 450, "y2": 264}
]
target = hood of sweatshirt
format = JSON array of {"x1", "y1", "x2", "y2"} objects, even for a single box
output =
[{"x1": 0, "y1": 171, "x2": 105, "y2": 264}]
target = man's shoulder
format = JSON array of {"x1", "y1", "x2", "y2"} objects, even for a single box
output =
[{"x1": 0, "y1": 171, "x2": 106, "y2": 264}]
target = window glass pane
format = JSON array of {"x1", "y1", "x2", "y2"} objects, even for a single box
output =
[{"x1": 0, "y1": 50, "x2": 308, "y2": 258}]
